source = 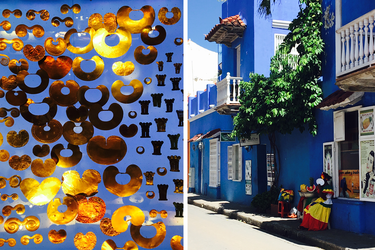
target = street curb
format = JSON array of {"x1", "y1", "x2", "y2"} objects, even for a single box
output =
[{"x1": 188, "y1": 197, "x2": 345, "y2": 250}]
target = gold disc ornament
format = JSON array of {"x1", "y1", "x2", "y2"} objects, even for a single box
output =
[
  {"x1": 103, "y1": 165, "x2": 143, "y2": 197},
  {"x1": 117, "y1": 5, "x2": 155, "y2": 34},
  {"x1": 93, "y1": 27, "x2": 132, "y2": 58},
  {"x1": 72, "y1": 56, "x2": 104, "y2": 81}
]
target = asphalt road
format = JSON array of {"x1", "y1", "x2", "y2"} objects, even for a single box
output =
[{"x1": 187, "y1": 204, "x2": 322, "y2": 250}]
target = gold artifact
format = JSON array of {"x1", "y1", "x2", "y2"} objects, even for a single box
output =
[
  {"x1": 0, "y1": 238, "x2": 16, "y2": 247},
  {"x1": 117, "y1": 5, "x2": 155, "y2": 34},
  {"x1": 144, "y1": 77, "x2": 152, "y2": 85},
  {"x1": 89, "y1": 103, "x2": 123, "y2": 130},
  {"x1": 78, "y1": 85, "x2": 109, "y2": 107},
  {"x1": 0, "y1": 54, "x2": 10, "y2": 66},
  {"x1": 8, "y1": 59, "x2": 28, "y2": 74},
  {"x1": 72, "y1": 56, "x2": 104, "y2": 81},
  {"x1": 31, "y1": 158, "x2": 56, "y2": 177},
  {"x1": 158, "y1": 7, "x2": 181, "y2": 25},
  {"x1": 87, "y1": 136, "x2": 127, "y2": 165},
  {"x1": 149, "y1": 209, "x2": 167, "y2": 219},
  {"x1": 51, "y1": 143, "x2": 82, "y2": 168},
  {"x1": 170, "y1": 235, "x2": 183, "y2": 250},
  {"x1": 103, "y1": 165, "x2": 142, "y2": 197},
  {"x1": 48, "y1": 229, "x2": 67, "y2": 244},
  {"x1": 61, "y1": 4, "x2": 81, "y2": 14},
  {"x1": 0, "y1": 193, "x2": 18, "y2": 201},
  {"x1": 31, "y1": 119, "x2": 63, "y2": 143},
  {"x1": 141, "y1": 25, "x2": 166, "y2": 45},
  {"x1": 136, "y1": 146, "x2": 144, "y2": 154},
  {"x1": 0, "y1": 38, "x2": 23, "y2": 51},
  {"x1": 111, "y1": 205, "x2": 145, "y2": 233},
  {"x1": 2, "y1": 204, "x2": 25, "y2": 216},
  {"x1": 0, "y1": 149, "x2": 9, "y2": 162},
  {"x1": 0, "y1": 107, "x2": 19, "y2": 117},
  {"x1": 93, "y1": 27, "x2": 132, "y2": 58},
  {"x1": 174, "y1": 38, "x2": 183, "y2": 46},
  {"x1": 0, "y1": 21, "x2": 11, "y2": 31},
  {"x1": 20, "y1": 97, "x2": 57, "y2": 125},
  {"x1": 9, "y1": 155, "x2": 31, "y2": 171},
  {"x1": 0, "y1": 117, "x2": 14, "y2": 127},
  {"x1": 38, "y1": 56, "x2": 73, "y2": 79},
  {"x1": 26, "y1": 9, "x2": 49, "y2": 21},
  {"x1": 146, "y1": 191, "x2": 155, "y2": 199},
  {"x1": 51, "y1": 17, "x2": 73, "y2": 27},
  {"x1": 7, "y1": 130, "x2": 29, "y2": 148},
  {"x1": 100, "y1": 218, "x2": 121, "y2": 237},
  {"x1": 23, "y1": 44, "x2": 45, "y2": 61},
  {"x1": 4, "y1": 216, "x2": 40, "y2": 234},
  {"x1": 130, "y1": 221, "x2": 166, "y2": 249},
  {"x1": 16, "y1": 69, "x2": 49, "y2": 94},
  {"x1": 64, "y1": 28, "x2": 95, "y2": 54},
  {"x1": 20, "y1": 177, "x2": 61, "y2": 205},
  {"x1": 62, "y1": 169, "x2": 101, "y2": 197},
  {"x1": 20, "y1": 234, "x2": 43, "y2": 245},
  {"x1": 74, "y1": 232, "x2": 96, "y2": 250},
  {"x1": 66, "y1": 105, "x2": 89, "y2": 122},
  {"x1": 62, "y1": 121, "x2": 94, "y2": 145},
  {"x1": 6, "y1": 90, "x2": 27, "y2": 106},
  {"x1": 119, "y1": 124, "x2": 138, "y2": 138},
  {"x1": 101, "y1": 240, "x2": 138, "y2": 250},
  {"x1": 47, "y1": 196, "x2": 78, "y2": 225},
  {"x1": 15, "y1": 24, "x2": 44, "y2": 38},
  {"x1": 112, "y1": 61, "x2": 134, "y2": 76},
  {"x1": 44, "y1": 37, "x2": 67, "y2": 56},
  {"x1": 49, "y1": 80, "x2": 79, "y2": 106},
  {"x1": 76, "y1": 196, "x2": 106, "y2": 223},
  {"x1": 157, "y1": 167, "x2": 167, "y2": 176},
  {"x1": 0, "y1": 75, "x2": 17, "y2": 90},
  {"x1": 111, "y1": 79, "x2": 143, "y2": 104},
  {"x1": 129, "y1": 111, "x2": 137, "y2": 118},
  {"x1": 134, "y1": 45, "x2": 157, "y2": 65},
  {"x1": 0, "y1": 175, "x2": 21, "y2": 189},
  {"x1": 33, "y1": 144, "x2": 50, "y2": 157},
  {"x1": 88, "y1": 13, "x2": 117, "y2": 32},
  {"x1": 2, "y1": 9, "x2": 22, "y2": 18}
]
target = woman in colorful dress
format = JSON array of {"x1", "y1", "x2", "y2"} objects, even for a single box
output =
[{"x1": 299, "y1": 172, "x2": 334, "y2": 231}]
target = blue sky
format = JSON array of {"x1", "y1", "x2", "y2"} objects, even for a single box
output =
[{"x1": 188, "y1": 0, "x2": 223, "y2": 52}]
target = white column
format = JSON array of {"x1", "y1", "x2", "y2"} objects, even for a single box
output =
[
  {"x1": 341, "y1": 31, "x2": 345, "y2": 71},
  {"x1": 345, "y1": 28, "x2": 350, "y2": 70},
  {"x1": 359, "y1": 21, "x2": 364, "y2": 65},
  {"x1": 354, "y1": 23, "x2": 359, "y2": 67},
  {"x1": 370, "y1": 16, "x2": 374, "y2": 61},
  {"x1": 226, "y1": 72, "x2": 230, "y2": 104},
  {"x1": 335, "y1": 0, "x2": 342, "y2": 76},
  {"x1": 350, "y1": 26, "x2": 354, "y2": 68},
  {"x1": 364, "y1": 18, "x2": 369, "y2": 63}
]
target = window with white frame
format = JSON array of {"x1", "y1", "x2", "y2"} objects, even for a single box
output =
[
  {"x1": 209, "y1": 138, "x2": 220, "y2": 187},
  {"x1": 333, "y1": 107, "x2": 360, "y2": 199},
  {"x1": 227, "y1": 144, "x2": 242, "y2": 181},
  {"x1": 236, "y1": 44, "x2": 241, "y2": 77},
  {"x1": 274, "y1": 34, "x2": 298, "y2": 69}
]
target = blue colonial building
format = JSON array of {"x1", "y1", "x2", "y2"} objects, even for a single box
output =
[{"x1": 189, "y1": 0, "x2": 375, "y2": 236}]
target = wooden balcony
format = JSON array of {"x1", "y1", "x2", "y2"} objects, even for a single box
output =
[
  {"x1": 215, "y1": 72, "x2": 242, "y2": 115},
  {"x1": 336, "y1": 9, "x2": 375, "y2": 91}
]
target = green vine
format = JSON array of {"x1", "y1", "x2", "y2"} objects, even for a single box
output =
[{"x1": 232, "y1": 0, "x2": 324, "y2": 186}]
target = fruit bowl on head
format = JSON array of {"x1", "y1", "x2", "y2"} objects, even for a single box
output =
[{"x1": 298, "y1": 191, "x2": 317, "y2": 198}]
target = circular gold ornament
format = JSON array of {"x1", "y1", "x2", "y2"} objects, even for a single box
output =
[
  {"x1": 112, "y1": 61, "x2": 134, "y2": 76},
  {"x1": 31, "y1": 119, "x2": 63, "y2": 143},
  {"x1": 171, "y1": 235, "x2": 183, "y2": 250},
  {"x1": 23, "y1": 44, "x2": 45, "y2": 62},
  {"x1": 20, "y1": 234, "x2": 43, "y2": 245},
  {"x1": 141, "y1": 25, "x2": 166, "y2": 45},
  {"x1": 48, "y1": 229, "x2": 67, "y2": 244},
  {"x1": 144, "y1": 77, "x2": 152, "y2": 85},
  {"x1": 7, "y1": 130, "x2": 29, "y2": 148},
  {"x1": 136, "y1": 146, "x2": 144, "y2": 154},
  {"x1": 134, "y1": 45, "x2": 158, "y2": 65},
  {"x1": 72, "y1": 56, "x2": 104, "y2": 81},
  {"x1": 16, "y1": 69, "x2": 49, "y2": 94},
  {"x1": 15, "y1": 24, "x2": 44, "y2": 38},
  {"x1": 174, "y1": 38, "x2": 183, "y2": 46},
  {"x1": 130, "y1": 222, "x2": 166, "y2": 249},
  {"x1": 87, "y1": 136, "x2": 126, "y2": 165},
  {"x1": 62, "y1": 121, "x2": 94, "y2": 145},
  {"x1": 31, "y1": 158, "x2": 56, "y2": 177},
  {"x1": 76, "y1": 196, "x2": 106, "y2": 224},
  {"x1": 49, "y1": 80, "x2": 79, "y2": 107},
  {"x1": 61, "y1": 4, "x2": 81, "y2": 14},
  {"x1": 93, "y1": 27, "x2": 132, "y2": 58},
  {"x1": 129, "y1": 111, "x2": 137, "y2": 118},
  {"x1": 9, "y1": 155, "x2": 31, "y2": 171},
  {"x1": 0, "y1": 149, "x2": 10, "y2": 162},
  {"x1": 74, "y1": 232, "x2": 96, "y2": 250},
  {"x1": 51, "y1": 143, "x2": 82, "y2": 168},
  {"x1": 158, "y1": 7, "x2": 181, "y2": 25},
  {"x1": 111, "y1": 205, "x2": 145, "y2": 233},
  {"x1": 20, "y1": 97, "x2": 57, "y2": 125},
  {"x1": 44, "y1": 37, "x2": 67, "y2": 56},
  {"x1": 100, "y1": 218, "x2": 121, "y2": 237},
  {"x1": 64, "y1": 28, "x2": 95, "y2": 54},
  {"x1": 117, "y1": 5, "x2": 155, "y2": 34},
  {"x1": 78, "y1": 85, "x2": 109, "y2": 108},
  {"x1": 157, "y1": 167, "x2": 167, "y2": 176},
  {"x1": 8, "y1": 59, "x2": 28, "y2": 74},
  {"x1": 89, "y1": 103, "x2": 123, "y2": 131},
  {"x1": 47, "y1": 196, "x2": 78, "y2": 225},
  {"x1": 111, "y1": 79, "x2": 143, "y2": 104},
  {"x1": 146, "y1": 191, "x2": 155, "y2": 199}
]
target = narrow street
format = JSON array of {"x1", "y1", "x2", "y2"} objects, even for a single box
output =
[{"x1": 188, "y1": 204, "x2": 322, "y2": 250}]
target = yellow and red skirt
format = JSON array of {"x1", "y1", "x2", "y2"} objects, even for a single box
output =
[{"x1": 299, "y1": 197, "x2": 332, "y2": 231}]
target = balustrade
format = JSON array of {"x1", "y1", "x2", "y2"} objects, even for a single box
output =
[
  {"x1": 217, "y1": 72, "x2": 242, "y2": 107},
  {"x1": 337, "y1": 10, "x2": 375, "y2": 76}
]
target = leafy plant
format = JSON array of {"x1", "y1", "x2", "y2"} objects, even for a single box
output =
[
  {"x1": 232, "y1": 0, "x2": 323, "y2": 187},
  {"x1": 251, "y1": 186, "x2": 281, "y2": 213}
]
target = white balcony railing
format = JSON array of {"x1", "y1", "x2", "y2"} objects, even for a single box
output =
[
  {"x1": 336, "y1": 9, "x2": 375, "y2": 77},
  {"x1": 216, "y1": 72, "x2": 242, "y2": 107}
]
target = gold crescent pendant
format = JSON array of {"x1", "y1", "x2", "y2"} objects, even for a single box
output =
[
  {"x1": 117, "y1": 5, "x2": 155, "y2": 34},
  {"x1": 134, "y1": 45, "x2": 158, "y2": 65},
  {"x1": 72, "y1": 56, "x2": 104, "y2": 81},
  {"x1": 93, "y1": 27, "x2": 132, "y2": 58},
  {"x1": 111, "y1": 79, "x2": 143, "y2": 104},
  {"x1": 64, "y1": 28, "x2": 94, "y2": 54}
]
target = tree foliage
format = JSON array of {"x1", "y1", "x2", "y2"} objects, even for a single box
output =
[{"x1": 232, "y1": 0, "x2": 324, "y2": 185}]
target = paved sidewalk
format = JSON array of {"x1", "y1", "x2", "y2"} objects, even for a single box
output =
[{"x1": 188, "y1": 193, "x2": 375, "y2": 250}]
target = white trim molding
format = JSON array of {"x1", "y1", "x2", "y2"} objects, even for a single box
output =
[{"x1": 272, "y1": 20, "x2": 291, "y2": 29}]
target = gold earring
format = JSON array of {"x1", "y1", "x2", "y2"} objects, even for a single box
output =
[
  {"x1": 72, "y1": 56, "x2": 104, "y2": 81},
  {"x1": 103, "y1": 165, "x2": 143, "y2": 197},
  {"x1": 141, "y1": 25, "x2": 166, "y2": 45},
  {"x1": 111, "y1": 79, "x2": 143, "y2": 104},
  {"x1": 134, "y1": 45, "x2": 157, "y2": 65},
  {"x1": 117, "y1": 5, "x2": 155, "y2": 34},
  {"x1": 93, "y1": 27, "x2": 132, "y2": 58},
  {"x1": 44, "y1": 37, "x2": 67, "y2": 56},
  {"x1": 64, "y1": 28, "x2": 94, "y2": 54},
  {"x1": 158, "y1": 7, "x2": 181, "y2": 25},
  {"x1": 130, "y1": 222, "x2": 166, "y2": 249}
]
